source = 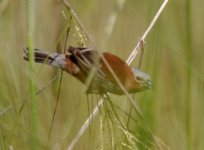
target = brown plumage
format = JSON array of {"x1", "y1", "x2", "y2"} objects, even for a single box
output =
[{"x1": 23, "y1": 46, "x2": 151, "y2": 95}]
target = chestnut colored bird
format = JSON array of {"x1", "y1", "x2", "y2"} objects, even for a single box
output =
[{"x1": 23, "y1": 46, "x2": 151, "y2": 95}]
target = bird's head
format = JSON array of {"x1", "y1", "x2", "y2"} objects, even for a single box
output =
[{"x1": 132, "y1": 68, "x2": 152, "y2": 91}]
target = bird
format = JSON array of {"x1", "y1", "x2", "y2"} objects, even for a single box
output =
[{"x1": 23, "y1": 46, "x2": 152, "y2": 95}]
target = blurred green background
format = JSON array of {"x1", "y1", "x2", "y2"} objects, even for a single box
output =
[{"x1": 0, "y1": 0, "x2": 204, "y2": 149}]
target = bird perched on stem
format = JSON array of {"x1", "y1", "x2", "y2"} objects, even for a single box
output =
[{"x1": 23, "y1": 46, "x2": 151, "y2": 95}]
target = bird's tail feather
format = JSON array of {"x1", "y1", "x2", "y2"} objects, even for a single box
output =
[{"x1": 23, "y1": 47, "x2": 65, "y2": 68}]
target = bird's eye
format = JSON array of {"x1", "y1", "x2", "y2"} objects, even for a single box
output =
[{"x1": 136, "y1": 76, "x2": 143, "y2": 81}]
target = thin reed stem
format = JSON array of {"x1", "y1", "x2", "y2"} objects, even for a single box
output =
[
  {"x1": 126, "y1": 0, "x2": 169, "y2": 65},
  {"x1": 66, "y1": 1, "x2": 168, "y2": 149},
  {"x1": 27, "y1": 0, "x2": 38, "y2": 149}
]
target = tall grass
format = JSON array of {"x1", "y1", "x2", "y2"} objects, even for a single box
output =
[
  {"x1": 0, "y1": 0, "x2": 204, "y2": 149},
  {"x1": 185, "y1": 0, "x2": 193, "y2": 149},
  {"x1": 27, "y1": 0, "x2": 39, "y2": 149}
]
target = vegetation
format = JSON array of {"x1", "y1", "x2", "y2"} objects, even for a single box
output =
[{"x1": 0, "y1": 0, "x2": 203, "y2": 149}]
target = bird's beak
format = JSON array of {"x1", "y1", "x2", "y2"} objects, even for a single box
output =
[{"x1": 145, "y1": 80, "x2": 152, "y2": 89}]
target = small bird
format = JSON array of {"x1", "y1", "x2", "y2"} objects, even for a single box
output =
[{"x1": 23, "y1": 46, "x2": 152, "y2": 95}]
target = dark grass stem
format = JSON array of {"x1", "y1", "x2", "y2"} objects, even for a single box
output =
[
  {"x1": 48, "y1": 17, "x2": 71, "y2": 141},
  {"x1": 0, "y1": 121, "x2": 6, "y2": 150},
  {"x1": 48, "y1": 71, "x2": 63, "y2": 141}
]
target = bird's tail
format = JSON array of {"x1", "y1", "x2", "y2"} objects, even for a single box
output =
[{"x1": 23, "y1": 47, "x2": 65, "y2": 68}]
